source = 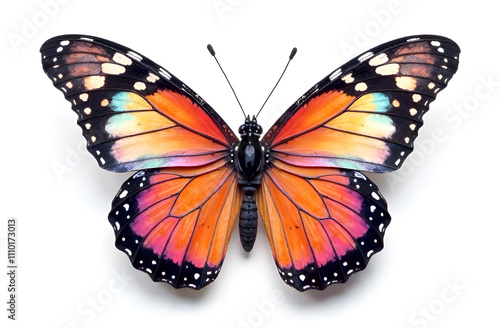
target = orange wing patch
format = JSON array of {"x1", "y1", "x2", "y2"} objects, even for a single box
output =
[
  {"x1": 147, "y1": 89, "x2": 232, "y2": 146},
  {"x1": 269, "y1": 91, "x2": 355, "y2": 146},
  {"x1": 257, "y1": 159, "x2": 390, "y2": 291}
]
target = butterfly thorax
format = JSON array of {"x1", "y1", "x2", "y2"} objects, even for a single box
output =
[
  {"x1": 234, "y1": 116, "x2": 266, "y2": 252},
  {"x1": 236, "y1": 116, "x2": 265, "y2": 181}
]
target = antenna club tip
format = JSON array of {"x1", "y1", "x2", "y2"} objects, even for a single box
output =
[
  {"x1": 207, "y1": 44, "x2": 216, "y2": 56},
  {"x1": 289, "y1": 47, "x2": 297, "y2": 60}
]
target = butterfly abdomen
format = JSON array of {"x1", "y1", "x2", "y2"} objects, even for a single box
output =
[{"x1": 239, "y1": 189, "x2": 259, "y2": 252}]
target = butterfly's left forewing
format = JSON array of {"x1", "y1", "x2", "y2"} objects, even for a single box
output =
[
  {"x1": 40, "y1": 35, "x2": 241, "y2": 289},
  {"x1": 41, "y1": 35, "x2": 238, "y2": 172},
  {"x1": 260, "y1": 35, "x2": 460, "y2": 291}
]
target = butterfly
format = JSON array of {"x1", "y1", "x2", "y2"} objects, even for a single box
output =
[{"x1": 40, "y1": 34, "x2": 459, "y2": 291}]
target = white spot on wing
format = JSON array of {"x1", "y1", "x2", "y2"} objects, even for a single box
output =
[
  {"x1": 133, "y1": 82, "x2": 146, "y2": 90},
  {"x1": 354, "y1": 171, "x2": 366, "y2": 179},
  {"x1": 395, "y1": 76, "x2": 417, "y2": 91},
  {"x1": 102, "y1": 63, "x2": 126, "y2": 75},
  {"x1": 113, "y1": 52, "x2": 133, "y2": 66},
  {"x1": 355, "y1": 82, "x2": 367, "y2": 91},
  {"x1": 375, "y1": 63, "x2": 399, "y2": 75},
  {"x1": 127, "y1": 51, "x2": 143, "y2": 62},
  {"x1": 84, "y1": 76, "x2": 105, "y2": 90},
  {"x1": 147, "y1": 73, "x2": 160, "y2": 83},
  {"x1": 341, "y1": 73, "x2": 354, "y2": 83},
  {"x1": 369, "y1": 53, "x2": 388, "y2": 66},
  {"x1": 329, "y1": 68, "x2": 342, "y2": 81},
  {"x1": 159, "y1": 67, "x2": 172, "y2": 80},
  {"x1": 358, "y1": 51, "x2": 374, "y2": 62}
]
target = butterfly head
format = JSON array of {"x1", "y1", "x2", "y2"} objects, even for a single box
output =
[{"x1": 239, "y1": 115, "x2": 263, "y2": 138}]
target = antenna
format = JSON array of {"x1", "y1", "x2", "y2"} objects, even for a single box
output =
[
  {"x1": 255, "y1": 47, "x2": 297, "y2": 118},
  {"x1": 207, "y1": 44, "x2": 246, "y2": 118}
]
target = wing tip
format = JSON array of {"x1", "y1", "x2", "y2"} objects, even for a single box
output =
[{"x1": 40, "y1": 34, "x2": 97, "y2": 52}]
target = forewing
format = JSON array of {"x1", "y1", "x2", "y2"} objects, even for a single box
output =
[
  {"x1": 40, "y1": 35, "x2": 238, "y2": 172},
  {"x1": 109, "y1": 159, "x2": 242, "y2": 289},
  {"x1": 263, "y1": 35, "x2": 460, "y2": 173},
  {"x1": 257, "y1": 159, "x2": 390, "y2": 291}
]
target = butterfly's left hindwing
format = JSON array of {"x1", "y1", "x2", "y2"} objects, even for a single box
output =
[
  {"x1": 109, "y1": 159, "x2": 242, "y2": 289},
  {"x1": 40, "y1": 35, "x2": 238, "y2": 173}
]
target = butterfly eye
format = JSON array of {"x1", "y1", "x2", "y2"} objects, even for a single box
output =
[
  {"x1": 238, "y1": 125, "x2": 246, "y2": 134},
  {"x1": 256, "y1": 125, "x2": 263, "y2": 135}
]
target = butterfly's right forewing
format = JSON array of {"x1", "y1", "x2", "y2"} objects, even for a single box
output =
[{"x1": 264, "y1": 35, "x2": 460, "y2": 173}]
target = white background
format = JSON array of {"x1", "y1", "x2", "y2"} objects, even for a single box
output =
[{"x1": 1, "y1": 0, "x2": 498, "y2": 327}]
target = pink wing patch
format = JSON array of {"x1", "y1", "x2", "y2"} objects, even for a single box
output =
[{"x1": 109, "y1": 159, "x2": 242, "y2": 289}]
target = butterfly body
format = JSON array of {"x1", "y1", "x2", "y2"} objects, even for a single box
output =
[
  {"x1": 40, "y1": 34, "x2": 460, "y2": 291},
  {"x1": 235, "y1": 116, "x2": 266, "y2": 251}
]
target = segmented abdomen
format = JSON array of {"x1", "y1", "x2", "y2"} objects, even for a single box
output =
[{"x1": 239, "y1": 188, "x2": 258, "y2": 252}]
